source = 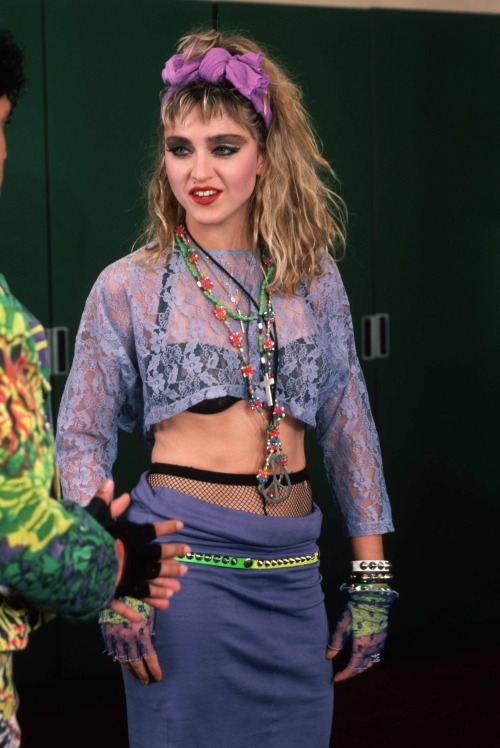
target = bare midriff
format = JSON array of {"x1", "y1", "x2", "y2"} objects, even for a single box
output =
[{"x1": 152, "y1": 400, "x2": 306, "y2": 474}]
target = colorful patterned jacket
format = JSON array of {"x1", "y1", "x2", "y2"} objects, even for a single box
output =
[{"x1": 0, "y1": 274, "x2": 119, "y2": 652}]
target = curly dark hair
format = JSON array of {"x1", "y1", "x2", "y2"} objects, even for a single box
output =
[{"x1": 0, "y1": 28, "x2": 26, "y2": 108}]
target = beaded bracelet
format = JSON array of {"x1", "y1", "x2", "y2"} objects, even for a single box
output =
[
  {"x1": 350, "y1": 584, "x2": 392, "y2": 591},
  {"x1": 341, "y1": 583, "x2": 399, "y2": 597}
]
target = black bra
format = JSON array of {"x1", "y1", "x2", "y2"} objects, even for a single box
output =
[{"x1": 187, "y1": 396, "x2": 243, "y2": 415}]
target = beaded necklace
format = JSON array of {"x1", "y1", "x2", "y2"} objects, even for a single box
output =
[
  {"x1": 210, "y1": 263, "x2": 251, "y2": 336},
  {"x1": 175, "y1": 224, "x2": 291, "y2": 504},
  {"x1": 191, "y1": 240, "x2": 281, "y2": 438}
]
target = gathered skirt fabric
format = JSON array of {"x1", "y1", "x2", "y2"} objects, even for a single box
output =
[{"x1": 124, "y1": 472, "x2": 333, "y2": 748}]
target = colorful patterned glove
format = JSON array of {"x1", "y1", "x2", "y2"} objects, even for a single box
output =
[
  {"x1": 327, "y1": 584, "x2": 398, "y2": 673},
  {"x1": 99, "y1": 599, "x2": 155, "y2": 662}
]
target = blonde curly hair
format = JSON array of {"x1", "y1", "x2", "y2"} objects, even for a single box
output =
[{"x1": 136, "y1": 29, "x2": 346, "y2": 294}]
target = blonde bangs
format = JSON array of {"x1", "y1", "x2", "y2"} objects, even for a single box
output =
[{"x1": 161, "y1": 86, "x2": 263, "y2": 139}]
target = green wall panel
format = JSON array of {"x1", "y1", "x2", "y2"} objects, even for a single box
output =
[{"x1": 371, "y1": 10, "x2": 500, "y2": 631}]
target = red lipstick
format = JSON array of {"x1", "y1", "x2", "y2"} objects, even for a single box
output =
[{"x1": 189, "y1": 186, "x2": 222, "y2": 205}]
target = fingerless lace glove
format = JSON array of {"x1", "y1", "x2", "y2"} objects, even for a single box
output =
[
  {"x1": 99, "y1": 600, "x2": 156, "y2": 662},
  {"x1": 327, "y1": 584, "x2": 398, "y2": 670}
]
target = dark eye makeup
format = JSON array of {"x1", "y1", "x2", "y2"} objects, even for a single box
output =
[
  {"x1": 212, "y1": 144, "x2": 240, "y2": 156},
  {"x1": 165, "y1": 143, "x2": 241, "y2": 158},
  {"x1": 165, "y1": 145, "x2": 191, "y2": 157}
]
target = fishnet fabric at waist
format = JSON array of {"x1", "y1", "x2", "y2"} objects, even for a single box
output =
[{"x1": 147, "y1": 470, "x2": 313, "y2": 518}]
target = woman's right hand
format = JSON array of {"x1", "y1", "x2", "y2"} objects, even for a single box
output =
[{"x1": 100, "y1": 604, "x2": 163, "y2": 684}]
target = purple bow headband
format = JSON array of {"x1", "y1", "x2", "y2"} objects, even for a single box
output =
[{"x1": 161, "y1": 47, "x2": 272, "y2": 129}]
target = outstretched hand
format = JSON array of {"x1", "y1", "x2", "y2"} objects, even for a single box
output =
[{"x1": 89, "y1": 479, "x2": 189, "y2": 623}]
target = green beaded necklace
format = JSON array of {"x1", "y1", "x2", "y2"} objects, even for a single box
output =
[{"x1": 175, "y1": 225, "x2": 291, "y2": 504}]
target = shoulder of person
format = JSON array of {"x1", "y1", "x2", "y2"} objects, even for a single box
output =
[
  {"x1": 318, "y1": 249, "x2": 342, "y2": 277},
  {"x1": 91, "y1": 245, "x2": 165, "y2": 299},
  {"x1": 306, "y1": 249, "x2": 343, "y2": 293},
  {"x1": 0, "y1": 280, "x2": 32, "y2": 339}
]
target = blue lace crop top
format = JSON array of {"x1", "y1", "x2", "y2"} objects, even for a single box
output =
[{"x1": 56, "y1": 246, "x2": 394, "y2": 537}]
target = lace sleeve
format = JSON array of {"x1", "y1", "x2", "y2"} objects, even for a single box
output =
[
  {"x1": 314, "y1": 257, "x2": 394, "y2": 537},
  {"x1": 56, "y1": 266, "x2": 142, "y2": 505}
]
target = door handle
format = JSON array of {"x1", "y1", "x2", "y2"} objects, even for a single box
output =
[
  {"x1": 361, "y1": 314, "x2": 389, "y2": 360},
  {"x1": 46, "y1": 326, "x2": 69, "y2": 375}
]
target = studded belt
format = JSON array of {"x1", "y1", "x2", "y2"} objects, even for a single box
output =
[{"x1": 175, "y1": 550, "x2": 320, "y2": 570}]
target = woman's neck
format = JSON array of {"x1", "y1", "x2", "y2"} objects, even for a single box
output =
[{"x1": 185, "y1": 220, "x2": 253, "y2": 251}]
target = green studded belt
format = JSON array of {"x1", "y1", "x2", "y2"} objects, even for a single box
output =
[{"x1": 175, "y1": 550, "x2": 320, "y2": 570}]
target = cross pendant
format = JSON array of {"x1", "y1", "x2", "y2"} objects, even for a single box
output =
[{"x1": 260, "y1": 373, "x2": 275, "y2": 407}]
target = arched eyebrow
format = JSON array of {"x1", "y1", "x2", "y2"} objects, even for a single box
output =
[
  {"x1": 165, "y1": 134, "x2": 248, "y2": 147},
  {"x1": 207, "y1": 134, "x2": 247, "y2": 144},
  {"x1": 165, "y1": 135, "x2": 189, "y2": 145}
]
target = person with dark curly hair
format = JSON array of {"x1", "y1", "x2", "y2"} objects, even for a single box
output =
[
  {"x1": 0, "y1": 28, "x2": 188, "y2": 747},
  {"x1": 0, "y1": 28, "x2": 26, "y2": 192},
  {"x1": 0, "y1": 28, "x2": 26, "y2": 102}
]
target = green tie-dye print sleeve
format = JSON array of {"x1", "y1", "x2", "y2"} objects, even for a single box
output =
[{"x1": 0, "y1": 276, "x2": 118, "y2": 649}]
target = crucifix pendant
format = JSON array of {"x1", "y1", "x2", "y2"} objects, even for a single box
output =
[{"x1": 260, "y1": 373, "x2": 275, "y2": 407}]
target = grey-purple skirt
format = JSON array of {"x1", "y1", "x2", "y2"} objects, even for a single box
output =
[{"x1": 124, "y1": 472, "x2": 333, "y2": 748}]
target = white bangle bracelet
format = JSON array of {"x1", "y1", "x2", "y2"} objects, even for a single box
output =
[{"x1": 351, "y1": 560, "x2": 391, "y2": 572}]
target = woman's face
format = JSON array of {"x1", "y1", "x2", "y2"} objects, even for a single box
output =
[{"x1": 164, "y1": 106, "x2": 264, "y2": 248}]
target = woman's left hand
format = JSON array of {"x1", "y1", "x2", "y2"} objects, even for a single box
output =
[
  {"x1": 100, "y1": 604, "x2": 163, "y2": 684},
  {"x1": 325, "y1": 586, "x2": 398, "y2": 682}
]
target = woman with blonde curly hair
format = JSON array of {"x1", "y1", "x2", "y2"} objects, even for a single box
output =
[{"x1": 57, "y1": 29, "x2": 396, "y2": 748}]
